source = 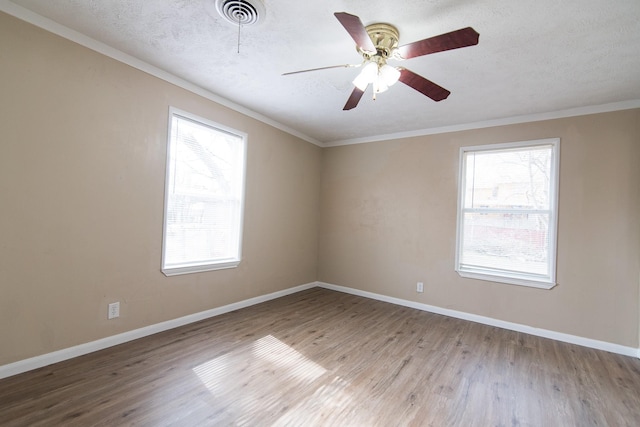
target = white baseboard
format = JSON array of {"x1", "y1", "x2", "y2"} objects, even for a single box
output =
[
  {"x1": 2, "y1": 280, "x2": 637, "y2": 380},
  {"x1": 0, "y1": 282, "x2": 317, "y2": 380},
  {"x1": 317, "y1": 282, "x2": 640, "y2": 358}
]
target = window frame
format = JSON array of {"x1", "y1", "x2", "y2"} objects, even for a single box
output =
[
  {"x1": 455, "y1": 138, "x2": 560, "y2": 289},
  {"x1": 161, "y1": 107, "x2": 247, "y2": 277}
]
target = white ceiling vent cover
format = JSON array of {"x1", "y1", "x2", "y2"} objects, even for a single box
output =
[{"x1": 215, "y1": 0, "x2": 265, "y2": 26}]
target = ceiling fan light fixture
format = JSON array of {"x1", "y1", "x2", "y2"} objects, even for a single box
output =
[
  {"x1": 352, "y1": 62, "x2": 400, "y2": 93},
  {"x1": 286, "y1": 12, "x2": 479, "y2": 111},
  {"x1": 352, "y1": 62, "x2": 378, "y2": 90}
]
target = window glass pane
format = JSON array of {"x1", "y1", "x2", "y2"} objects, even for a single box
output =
[
  {"x1": 162, "y1": 111, "x2": 245, "y2": 274},
  {"x1": 460, "y1": 211, "x2": 550, "y2": 276},
  {"x1": 465, "y1": 146, "x2": 552, "y2": 210}
]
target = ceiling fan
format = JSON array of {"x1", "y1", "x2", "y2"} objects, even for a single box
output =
[{"x1": 284, "y1": 12, "x2": 479, "y2": 110}]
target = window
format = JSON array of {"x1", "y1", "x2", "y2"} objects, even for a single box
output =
[
  {"x1": 455, "y1": 138, "x2": 560, "y2": 289},
  {"x1": 162, "y1": 108, "x2": 246, "y2": 276}
]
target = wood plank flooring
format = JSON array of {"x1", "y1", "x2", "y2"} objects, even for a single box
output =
[{"x1": 1, "y1": 287, "x2": 639, "y2": 426}]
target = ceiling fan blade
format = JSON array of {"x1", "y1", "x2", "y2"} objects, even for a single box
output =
[
  {"x1": 283, "y1": 63, "x2": 361, "y2": 76},
  {"x1": 398, "y1": 68, "x2": 450, "y2": 101},
  {"x1": 396, "y1": 27, "x2": 479, "y2": 59},
  {"x1": 343, "y1": 87, "x2": 366, "y2": 110},
  {"x1": 334, "y1": 12, "x2": 376, "y2": 53}
]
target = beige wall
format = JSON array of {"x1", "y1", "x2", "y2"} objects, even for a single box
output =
[
  {"x1": 319, "y1": 109, "x2": 640, "y2": 348},
  {"x1": 0, "y1": 13, "x2": 322, "y2": 365},
  {"x1": 2, "y1": 11, "x2": 639, "y2": 368}
]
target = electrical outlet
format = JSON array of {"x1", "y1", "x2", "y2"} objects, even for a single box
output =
[
  {"x1": 417, "y1": 282, "x2": 424, "y2": 293},
  {"x1": 108, "y1": 302, "x2": 120, "y2": 319}
]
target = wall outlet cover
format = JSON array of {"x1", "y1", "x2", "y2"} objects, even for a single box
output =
[{"x1": 108, "y1": 302, "x2": 120, "y2": 319}]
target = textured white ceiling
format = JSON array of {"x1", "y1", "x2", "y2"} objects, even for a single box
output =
[{"x1": 5, "y1": 0, "x2": 640, "y2": 145}]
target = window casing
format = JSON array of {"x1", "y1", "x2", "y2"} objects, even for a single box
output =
[
  {"x1": 455, "y1": 138, "x2": 560, "y2": 289},
  {"x1": 162, "y1": 108, "x2": 246, "y2": 276}
]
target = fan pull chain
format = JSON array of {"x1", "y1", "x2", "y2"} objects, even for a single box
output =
[{"x1": 237, "y1": 13, "x2": 241, "y2": 53}]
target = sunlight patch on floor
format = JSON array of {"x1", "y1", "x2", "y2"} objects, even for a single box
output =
[
  {"x1": 193, "y1": 335, "x2": 326, "y2": 394},
  {"x1": 250, "y1": 334, "x2": 327, "y2": 381},
  {"x1": 192, "y1": 334, "x2": 350, "y2": 423},
  {"x1": 193, "y1": 335, "x2": 344, "y2": 425}
]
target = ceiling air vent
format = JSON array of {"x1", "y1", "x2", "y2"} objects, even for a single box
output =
[{"x1": 215, "y1": 0, "x2": 265, "y2": 26}]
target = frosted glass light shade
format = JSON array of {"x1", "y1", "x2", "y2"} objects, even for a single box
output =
[
  {"x1": 353, "y1": 62, "x2": 378, "y2": 90},
  {"x1": 380, "y1": 64, "x2": 401, "y2": 86}
]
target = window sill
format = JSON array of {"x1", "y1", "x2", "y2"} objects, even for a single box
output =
[
  {"x1": 162, "y1": 260, "x2": 240, "y2": 277},
  {"x1": 457, "y1": 269, "x2": 557, "y2": 290}
]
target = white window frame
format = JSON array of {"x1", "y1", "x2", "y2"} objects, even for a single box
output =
[
  {"x1": 455, "y1": 138, "x2": 560, "y2": 289},
  {"x1": 161, "y1": 107, "x2": 247, "y2": 276}
]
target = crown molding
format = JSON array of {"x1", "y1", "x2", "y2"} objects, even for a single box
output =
[
  {"x1": 2, "y1": 1, "x2": 639, "y2": 149},
  {"x1": 0, "y1": 0, "x2": 323, "y2": 147},
  {"x1": 324, "y1": 99, "x2": 640, "y2": 147}
]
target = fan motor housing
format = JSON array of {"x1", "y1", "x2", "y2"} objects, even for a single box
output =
[{"x1": 358, "y1": 23, "x2": 399, "y2": 58}]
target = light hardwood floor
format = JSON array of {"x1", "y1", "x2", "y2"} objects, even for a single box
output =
[{"x1": 1, "y1": 287, "x2": 639, "y2": 426}]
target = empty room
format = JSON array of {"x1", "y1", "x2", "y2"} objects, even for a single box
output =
[{"x1": 1, "y1": 0, "x2": 639, "y2": 425}]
